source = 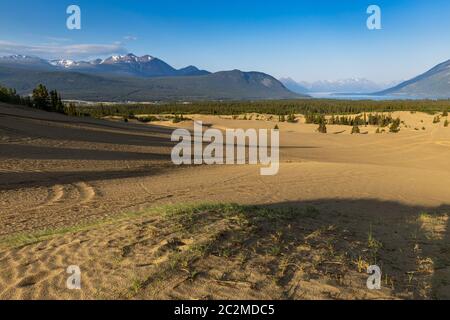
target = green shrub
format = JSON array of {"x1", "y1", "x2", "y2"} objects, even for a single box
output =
[
  {"x1": 172, "y1": 114, "x2": 185, "y2": 123},
  {"x1": 351, "y1": 125, "x2": 361, "y2": 134},
  {"x1": 286, "y1": 113, "x2": 297, "y2": 123},
  {"x1": 138, "y1": 116, "x2": 159, "y2": 123},
  {"x1": 389, "y1": 118, "x2": 401, "y2": 133},
  {"x1": 317, "y1": 122, "x2": 327, "y2": 133}
]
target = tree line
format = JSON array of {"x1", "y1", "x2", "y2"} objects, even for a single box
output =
[
  {"x1": 0, "y1": 84, "x2": 74, "y2": 115},
  {"x1": 2, "y1": 83, "x2": 450, "y2": 122},
  {"x1": 72, "y1": 99, "x2": 450, "y2": 119},
  {"x1": 305, "y1": 113, "x2": 395, "y2": 127}
]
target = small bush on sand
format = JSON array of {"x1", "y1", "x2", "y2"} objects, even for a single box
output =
[
  {"x1": 286, "y1": 114, "x2": 297, "y2": 123},
  {"x1": 351, "y1": 125, "x2": 361, "y2": 134},
  {"x1": 138, "y1": 116, "x2": 159, "y2": 123},
  {"x1": 317, "y1": 122, "x2": 327, "y2": 134},
  {"x1": 389, "y1": 118, "x2": 401, "y2": 133},
  {"x1": 172, "y1": 114, "x2": 185, "y2": 123}
]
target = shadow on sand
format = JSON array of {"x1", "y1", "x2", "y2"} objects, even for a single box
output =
[{"x1": 147, "y1": 199, "x2": 450, "y2": 299}]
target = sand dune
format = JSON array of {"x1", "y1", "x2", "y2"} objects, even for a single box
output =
[{"x1": 1, "y1": 103, "x2": 449, "y2": 299}]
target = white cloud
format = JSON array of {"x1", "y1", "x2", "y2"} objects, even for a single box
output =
[
  {"x1": 123, "y1": 35, "x2": 138, "y2": 41},
  {"x1": 0, "y1": 40, "x2": 128, "y2": 59},
  {"x1": 45, "y1": 36, "x2": 72, "y2": 43}
]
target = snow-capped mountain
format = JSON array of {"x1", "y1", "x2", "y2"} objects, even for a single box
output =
[
  {"x1": 0, "y1": 54, "x2": 53, "y2": 69},
  {"x1": 0, "y1": 53, "x2": 304, "y2": 101},
  {"x1": 281, "y1": 77, "x2": 400, "y2": 94},
  {"x1": 50, "y1": 59, "x2": 78, "y2": 68},
  {"x1": 0, "y1": 53, "x2": 210, "y2": 77},
  {"x1": 101, "y1": 54, "x2": 154, "y2": 64}
]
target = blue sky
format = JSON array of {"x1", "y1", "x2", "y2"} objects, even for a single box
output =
[{"x1": 0, "y1": 0, "x2": 450, "y2": 82}]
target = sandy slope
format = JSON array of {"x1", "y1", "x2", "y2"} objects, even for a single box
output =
[{"x1": 0, "y1": 103, "x2": 449, "y2": 299}]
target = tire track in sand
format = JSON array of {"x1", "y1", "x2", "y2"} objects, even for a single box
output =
[{"x1": 0, "y1": 181, "x2": 99, "y2": 236}]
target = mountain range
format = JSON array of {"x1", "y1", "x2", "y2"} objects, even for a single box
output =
[
  {"x1": 280, "y1": 77, "x2": 400, "y2": 94},
  {"x1": 282, "y1": 58, "x2": 450, "y2": 99},
  {"x1": 2, "y1": 53, "x2": 450, "y2": 100},
  {"x1": 0, "y1": 54, "x2": 303, "y2": 101}
]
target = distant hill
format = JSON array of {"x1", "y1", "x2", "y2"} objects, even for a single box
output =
[
  {"x1": 281, "y1": 77, "x2": 396, "y2": 94},
  {"x1": 0, "y1": 54, "x2": 304, "y2": 101},
  {"x1": 0, "y1": 65, "x2": 303, "y2": 101},
  {"x1": 376, "y1": 60, "x2": 450, "y2": 98},
  {"x1": 279, "y1": 78, "x2": 309, "y2": 94}
]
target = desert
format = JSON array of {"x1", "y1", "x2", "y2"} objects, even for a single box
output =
[{"x1": 1, "y1": 101, "x2": 449, "y2": 299}]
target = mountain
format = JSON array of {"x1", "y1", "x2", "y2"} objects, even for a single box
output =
[
  {"x1": 0, "y1": 55, "x2": 56, "y2": 71},
  {"x1": 0, "y1": 54, "x2": 210, "y2": 78},
  {"x1": 296, "y1": 78, "x2": 391, "y2": 93},
  {"x1": 281, "y1": 77, "x2": 401, "y2": 94},
  {"x1": 177, "y1": 65, "x2": 210, "y2": 76},
  {"x1": 376, "y1": 60, "x2": 450, "y2": 98},
  {"x1": 0, "y1": 59, "x2": 303, "y2": 101},
  {"x1": 279, "y1": 77, "x2": 309, "y2": 94}
]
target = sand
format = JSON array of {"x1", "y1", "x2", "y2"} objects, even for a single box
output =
[{"x1": 0, "y1": 103, "x2": 449, "y2": 299}]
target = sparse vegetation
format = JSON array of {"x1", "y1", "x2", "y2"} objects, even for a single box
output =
[
  {"x1": 351, "y1": 125, "x2": 360, "y2": 134},
  {"x1": 137, "y1": 116, "x2": 159, "y2": 123},
  {"x1": 389, "y1": 118, "x2": 401, "y2": 133},
  {"x1": 317, "y1": 122, "x2": 327, "y2": 134},
  {"x1": 286, "y1": 113, "x2": 297, "y2": 123},
  {"x1": 367, "y1": 226, "x2": 383, "y2": 264},
  {"x1": 172, "y1": 114, "x2": 185, "y2": 123},
  {"x1": 433, "y1": 115, "x2": 441, "y2": 123}
]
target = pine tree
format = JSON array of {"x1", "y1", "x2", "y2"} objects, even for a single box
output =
[
  {"x1": 0, "y1": 86, "x2": 20, "y2": 103},
  {"x1": 389, "y1": 118, "x2": 401, "y2": 133},
  {"x1": 445, "y1": 120, "x2": 449, "y2": 127},
  {"x1": 317, "y1": 122, "x2": 327, "y2": 133},
  {"x1": 32, "y1": 84, "x2": 50, "y2": 110}
]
